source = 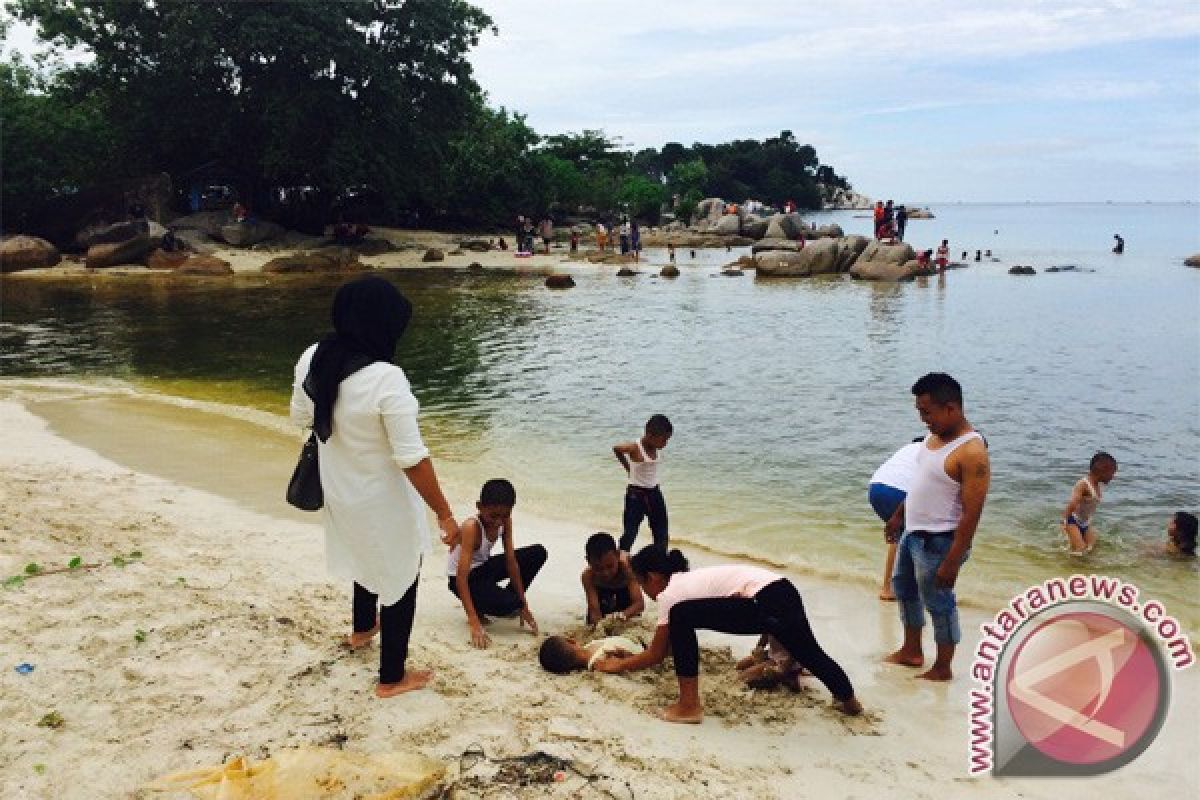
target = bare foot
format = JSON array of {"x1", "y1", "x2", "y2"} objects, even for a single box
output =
[
  {"x1": 883, "y1": 649, "x2": 924, "y2": 668},
  {"x1": 658, "y1": 702, "x2": 703, "y2": 724},
  {"x1": 344, "y1": 624, "x2": 379, "y2": 650},
  {"x1": 375, "y1": 670, "x2": 433, "y2": 697},
  {"x1": 916, "y1": 665, "x2": 953, "y2": 681},
  {"x1": 834, "y1": 696, "x2": 863, "y2": 716}
]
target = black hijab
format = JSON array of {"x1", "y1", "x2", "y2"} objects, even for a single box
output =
[{"x1": 303, "y1": 275, "x2": 412, "y2": 442}]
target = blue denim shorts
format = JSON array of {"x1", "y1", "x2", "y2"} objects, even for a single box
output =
[{"x1": 891, "y1": 530, "x2": 969, "y2": 644}]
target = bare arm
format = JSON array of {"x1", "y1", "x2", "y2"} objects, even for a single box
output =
[
  {"x1": 621, "y1": 559, "x2": 645, "y2": 619},
  {"x1": 885, "y1": 500, "x2": 906, "y2": 542},
  {"x1": 937, "y1": 441, "x2": 990, "y2": 588},
  {"x1": 594, "y1": 625, "x2": 670, "y2": 673},
  {"x1": 402, "y1": 458, "x2": 459, "y2": 547},
  {"x1": 502, "y1": 520, "x2": 537, "y2": 634},
  {"x1": 582, "y1": 568, "x2": 603, "y2": 625},
  {"x1": 612, "y1": 442, "x2": 640, "y2": 473},
  {"x1": 454, "y1": 520, "x2": 490, "y2": 648}
]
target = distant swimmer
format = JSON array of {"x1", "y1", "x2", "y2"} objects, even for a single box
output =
[{"x1": 1112, "y1": 234, "x2": 1125, "y2": 254}]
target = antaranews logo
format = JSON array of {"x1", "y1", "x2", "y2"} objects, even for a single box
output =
[{"x1": 968, "y1": 574, "x2": 1193, "y2": 776}]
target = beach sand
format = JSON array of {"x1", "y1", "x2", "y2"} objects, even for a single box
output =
[{"x1": 0, "y1": 387, "x2": 1196, "y2": 799}]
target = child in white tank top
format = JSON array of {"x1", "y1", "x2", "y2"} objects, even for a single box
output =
[{"x1": 612, "y1": 415, "x2": 673, "y2": 553}]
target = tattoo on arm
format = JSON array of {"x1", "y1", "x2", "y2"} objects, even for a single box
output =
[{"x1": 974, "y1": 463, "x2": 989, "y2": 479}]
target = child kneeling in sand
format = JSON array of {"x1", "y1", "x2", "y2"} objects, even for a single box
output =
[
  {"x1": 448, "y1": 479, "x2": 546, "y2": 649},
  {"x1": 1061, "y1": 452, "x2": 1118, "y2": 554},
  {"x1": 538, "y1": 634, "x2": 644, "y2": 674},
  {"x1": 582, "y1": 532, "x2": 645, "y2": 624}
]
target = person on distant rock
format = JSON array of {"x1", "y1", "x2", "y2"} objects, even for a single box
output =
[
  {"x1": 569, "y1": 229, "x2": 579, "y2": 254},
  {"x1": 630, "y1": 221, "x2": 642, "y2": 263},
  {"x1": 975, "y1": 250, "x2": 981, "y2": 262},
  {"x1": 232, "y1": 202, "x2": 248, "y2": 224},
  {"x1": 1112, "y1": 234, "x2": 1124, "y2": 254},
  {"x1": 784, "y1": 199, "x2": 796, "y2": 214},
  {"x1": 895, "y1": 205, "x2": 908, "y2": 241},
  {"x1": 873, "y1": 201, "x2": 885, "y2": 238},
  {"x1": 668, "y1": 243, "x2": 676, "y2": 263},
  {"x1": 540, "y1": 217, "x2": 554, "y2": 255},
  {"x1": 596, "y1": 222, "x2": 608, "y2": 253},
  {"x1": 883, "y1": 200, "x2": 895, "y2": 232}
]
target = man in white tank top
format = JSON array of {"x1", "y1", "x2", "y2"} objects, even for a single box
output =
[{"x1": 883, "y1": 373, "x2": 990, "y2": 682}]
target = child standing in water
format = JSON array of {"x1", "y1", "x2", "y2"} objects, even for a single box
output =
[
  {"x1": 612, "y1": 415, "x2": 673, "y2": 553},
  {"x1": 1061, "y1": 452, "x2": 1118, "y2": 554}
]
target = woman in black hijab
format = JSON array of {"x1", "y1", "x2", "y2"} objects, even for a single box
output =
[{"x1": 291, "y1": 275, "x2": 460, "y2": 697}]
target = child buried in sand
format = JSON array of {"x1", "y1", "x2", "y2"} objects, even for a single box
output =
[{"x1": 538, "y1": 633, "x2": 644, "y2": 674}]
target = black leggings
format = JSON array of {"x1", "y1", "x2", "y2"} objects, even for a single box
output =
[
  {"x1": 620, "y1": 485, "x2": 668, "y2": 552},
  {"x1": 353, "y1": 577, "x2": 418, "y2": 685},
  {"x1": 447, "y1": 544, "x2": 547, "y2": 617},
  {"x1": 667, "y1": 579, "x2": 855, "y2": 701}
]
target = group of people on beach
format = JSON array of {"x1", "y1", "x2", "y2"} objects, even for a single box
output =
[
  {"x1": 594, "y1": 219, "x2": 642, "y2": 261},
  {"x1": 290, "y1": 275, "x2": 1193, "y2": 725},
  {"x1": 873, "y1": 200, "x2": 908, "y2": 242}
]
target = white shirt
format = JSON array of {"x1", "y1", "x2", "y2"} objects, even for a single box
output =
[
  {"x1": 870, "y1": 442, "x2": 920, "y2": 491},
  {"x1": 291, "y1": 344, "x2": 431, "y2": 606},
  {"x1": 904, "y1": 431, "x2": 983, "y2": 532},
  {"x1": 627, "y1": 440, "x2": 661, "y2": 489},
  {"x1": 655, "y1": 566, "x2": 779, "y2": 626},
  {"x1": 587, "y1": 635, "x2": 643, "y2": 670}
]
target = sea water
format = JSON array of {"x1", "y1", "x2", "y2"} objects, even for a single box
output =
[{"x1": 2, "y1": 203, "x2": 1197, "y2": 628}]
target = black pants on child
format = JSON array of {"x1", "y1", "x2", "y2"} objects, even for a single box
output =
[
  {"x1": 447, "y1": 544, "x2": 547, "y2": 617},
  {"x1": 667, "y1": 578, "x2": 855, "y2": 701},
  {"x1": 353, "y1": 577, "x2": 418, "y2": 685},
  {"x1": 619, "y1": 485, "x2": 668, "y2": 552}
]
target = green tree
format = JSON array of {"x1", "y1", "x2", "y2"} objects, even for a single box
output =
[
  {"x1": 617, "y1": 174, "x2": 666, "y2": 223},
  {"x1": 9, "y1": 0, "x2": 495, "y2": 222}
]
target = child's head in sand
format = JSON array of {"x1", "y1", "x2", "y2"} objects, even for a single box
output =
[
  {"x1": 1168, "y1": 512, "x2": 1197, "y2": 557},
  {"x1": 538, "y1": 635, "x2": 589, "y2": 674}
]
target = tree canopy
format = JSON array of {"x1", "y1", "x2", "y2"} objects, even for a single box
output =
[{"x1": 2, "y1": 1, "x2": 853, "y2": 231}]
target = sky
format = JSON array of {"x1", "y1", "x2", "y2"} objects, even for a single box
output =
[
  {"x1": 5, "y1": 1, "x2": 1198, "y2": 203},
  {"x1": 467, "y1": 0, "x2": 1200, "y2": 202}
]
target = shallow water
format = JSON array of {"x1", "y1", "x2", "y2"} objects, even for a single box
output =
[{"x1": 2, "y1": 203, "x2": 1197, "y2": 628}]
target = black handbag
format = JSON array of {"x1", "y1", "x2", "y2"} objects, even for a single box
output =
[{"x1": 286, "y1": 432, "x2": 323, "y2": 511}]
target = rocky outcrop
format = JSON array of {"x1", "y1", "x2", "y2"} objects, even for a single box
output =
[
  {"x1": 906, "y1": 208, "x2": 935, "y2": 219},
  {"x1": 25, "y1": 172, "x2": 172, "y2": 248},
  {"x1": 219, "y1": 220, "x2": 285, "y2": 247},
  {"x1": 740, "y1": 216, "x2": 769, "y2": 239},
  {"x1": 175, "y1": 255, "x2": 234, "y2": 276},
  {"x1": 261, "y1": 248, "x2": 362, "y2": 273},
  {"x1": 170, "y1": 211, "x2": 230, "y2": 239},
  {"x1": 752, "y1": 238, "x2": 802, "y2": 254},
  {"x1": 756, "y1": 237, "x2": 842, "y2": 276},
  {"x1": 1, "y1": 235, "x2": 61, "y2": 272},
  {"x1": 806, "y1": 223, "x2": 844, "y2": 239},
  {"x1": 1185, "y1": 254, "x2": 1200, "y2": 268},
  {"x1": 146, "y1": 248, "x2": 190, "y2": 269},
  {"x1": 616, "y1": 267, "x2": 640, "y2": 276},
  {"x1": 835, "y1": 235, "x2": 869, "y2": 272},
  {"x1": 544, "y1": 274, "x2": 575, "y2": 289},
  {"x1": 821, "y1": 186, "x2": 872, "y2": 210},
  {"x1": 764, "y1": 213, "x2": 804, "y2": 240},
  {"x1": 849, "y1": 241, "x2": 919, "y2": 281},
  {"x1": 660, "y1": 265, "x2": 680, "y2": 278},
  {"x1": 459, "y1": 239, "x2": 492, "y2": 252},
  {"x1": 714, "y1": 215, "x2": 741, "y2": 236},
  {"x1": 85, "y1": 235, "x2": 156, "y2": 269},
  {"x1": 692, "y1": 198, "x2": 726, "y2": 230},
  {"x1": 1008, "y1": 265, "x2": 1036, "y2": 275},
  {"x1": 422, "y1": 248, "x2": 444, "y2": 262}
]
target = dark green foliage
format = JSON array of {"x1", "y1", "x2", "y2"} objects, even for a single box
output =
[{"x1": 3, "y1": 4, "x2": 851, "y2": 230}]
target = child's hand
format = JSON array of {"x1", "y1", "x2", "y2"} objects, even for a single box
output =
[
  {"x1": 469, "y1": 621, "x2": 491, "y2": 649},
  {"x1": 518, "y1": 606, "x2": 538, "y2": 635},
  {"x1": 438, "y1": 516, "x2": 460, "y2": 548}
]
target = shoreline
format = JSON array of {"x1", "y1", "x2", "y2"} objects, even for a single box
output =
[{"x1": 0, "y1": 392, "x2": 1196, "y2": 798}]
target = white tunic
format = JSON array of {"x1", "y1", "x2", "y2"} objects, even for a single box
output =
[{"x1": 290, "y1": 343, "x2": 431, "y2": 606}]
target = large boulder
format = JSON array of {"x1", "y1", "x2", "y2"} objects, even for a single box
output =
[
  {"x1": 422, "y1": 248, "x2": 445, "y2": 262},
  {"x1": 171, "y1": 228, "x2": 218, "y2": 254},
  {"x1": 714, "y1": 215, "x2": 742, "y2": 236},
  {"x1": 740, "y1": 216, "x2": 769, "y2": 239},
  {"x1": 1, "y1": 235, "x2": 61, "y2": 272},
  {"x1": 219, "y1": 220, "x2": 285, "y2": 247},
  {"x1": 849, "y1": 241, "x2": 919, "y2": 281},
  {"x1": 175, "y1": 255, "x2": 234, "y2": 276},
  {"x1": 146, "y1": 248, "x2": 190, "y2": 269},
  {"x1": 660, "y1": 265, "x2": 680, "y2": 278},
  {"x1": 1185, "y1": 254, "x2": 1200, "y2": 268},
  {"x1": 170, "y1": 211, "x2": 230, "y2": 239},
  {"x1": 836, "y1": 235, "x2": 870, "y2": 272},
  {"x1": 756, "y1": 237, "x2": 842, "y2": 276},
  {"x1": 764, "y1": 213, "x2": 804, "y2": 240},
  {"x1": 24, "y1": 172, "x2": 172, "y2": 248},
  {"x1": 85, "y1": 235, "x2": 156, "y2": 269},
  {"x1": 75, "y1": 220, "x2": 141, "y2": 249},
  {"x1": 261, "y1": 248, "x2": 362, "y2": 273},
  {"x1": 809, "y1": 223, "x2": 844, "y2": 239},
  {"x1": 752, "y1": 238, "x2": 802, "y2": 254},
  {"x1": 544, "y1": 274, "x2": 575, "y2": 289}
]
